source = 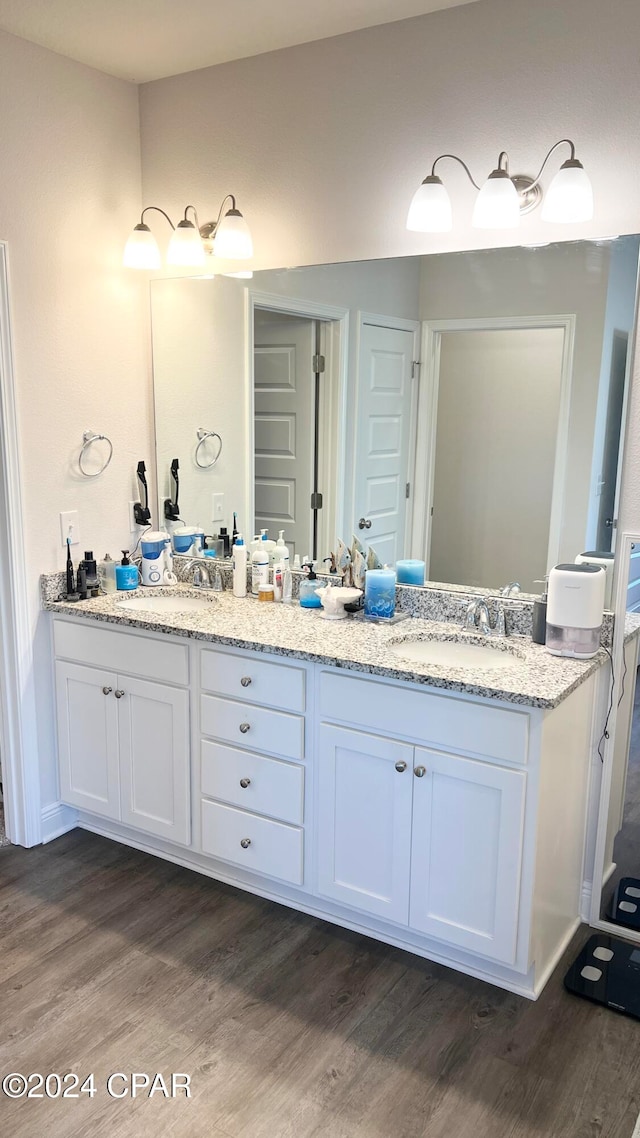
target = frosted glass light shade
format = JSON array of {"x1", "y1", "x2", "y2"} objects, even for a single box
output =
[
  {"x1": 541, "y1": 160, "x2": 594, "y2": 223},
  {"x1": 213, "y1": 209, "x2": 253, "y2": 259},
  {"x1": 473, "y1": 170, "x2": 520, "y2": 229},
  {"x1": 123, "y1": 224, "x2": 161, "y2": 269},
  {"x1": 167, "y1": 220, "x2": 206, "y2": 267},
  {"x1": 406, "y1": 176, "x2": 453, "y2": 232}
]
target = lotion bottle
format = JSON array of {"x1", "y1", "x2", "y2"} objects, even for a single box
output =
[
  {"x1": 233, "y1": 535, "x2": 247, "y2": 598},
  {"x1": 276, "y1": 531, "x2": 290, "y2": 568},
  {"x1": 251, "y1": 541, "x2": 269, "y2": 595}
]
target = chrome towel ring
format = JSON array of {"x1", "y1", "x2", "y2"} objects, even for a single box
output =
[
  {"x1": 79, "y1": 430, "x2": 113, "y2": 478},
  {"x1": 195, "y1": 427, "x2": 222, "y2": 470}
]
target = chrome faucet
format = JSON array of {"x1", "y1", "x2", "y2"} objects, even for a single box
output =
[
  {"x1": 501, "y1": 582, "x2": 521, "y2": 597},
  {"x1": 185, "y1": 559, "x2": 223, "y2": 590},
  {"x1": 463, "y1": 597, "x2": 509, "y2": 637}
]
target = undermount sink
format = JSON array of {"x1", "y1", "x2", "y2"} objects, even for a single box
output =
[
  {"x1": 385, "y1": 634, "x2": 523, "y2": 672},
  {"x1": 117, "y1": 594, "x2": 216, "y2": 614}
]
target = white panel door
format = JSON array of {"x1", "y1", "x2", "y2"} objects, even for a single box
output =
[
  {"x1": 55, "y1": 660, "x2": 120, "y2": 820},
  {"x1": 317, "y1": 724, "x2": 413, "y2": 924},
  {"x1": 254, "y1": 310, "x2": 315, "y2": 559},
  {"x1": 409, "y1": 747, "x2": 526, "y2": 964},
  {"x1": 118, "y1": 675, "x2": 191, "y2": 846},
  {"x1": 353, "y1": 320, "x2": 416, "y2": 565}
]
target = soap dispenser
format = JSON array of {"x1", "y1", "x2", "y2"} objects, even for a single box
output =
[
  {"x1": 299, "y1": 563, "x2": 322, "y2": 609},
  {"x1": 532, "y1": 577, "x2": 549, "y2": 645}
]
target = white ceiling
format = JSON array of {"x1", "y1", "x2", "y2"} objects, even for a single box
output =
[{"x1": 0, "y1": 0, "x2": 480, "y2": 83}]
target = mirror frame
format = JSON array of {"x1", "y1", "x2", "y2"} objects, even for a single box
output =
[{"x1": 590, "y1": 529, "x2": 640, "y2": 939}]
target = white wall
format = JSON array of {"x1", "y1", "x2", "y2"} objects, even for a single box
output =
[
  {"x1": 0, "y1": 30, "x2": 148, "y2": 811},
  {"x1": 138, "y1": 0, "x2": 640, "y2": 540}
]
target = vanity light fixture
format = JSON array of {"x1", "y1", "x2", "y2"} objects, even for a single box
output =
[
  {"x1": 406, "y1": 139, "x2": 593, "y2": 233},
  {"x1": 123, "y1": 195, "x2": 253, "y2": 269}
]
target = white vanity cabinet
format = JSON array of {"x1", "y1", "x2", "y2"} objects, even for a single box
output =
[
  {"x1": 53, "y1": 619, "x2": 191, "y2": 846},
  {"x1": 198, "y1": 645, "x2": 307, "y2": 886},
  {"x1": 317, "y1": 723, "x2": 526, "y2": 964},
  {"x1": 50, "y1": 612, "x2": 600, "y2": 998}
]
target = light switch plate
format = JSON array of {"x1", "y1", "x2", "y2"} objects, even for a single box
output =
[
  {"x1": 212, "y1": 493, "x2": 224, "y2": 522},
  {"x1": 60, "y1": 510, "x2": 80, "y2": 548}
]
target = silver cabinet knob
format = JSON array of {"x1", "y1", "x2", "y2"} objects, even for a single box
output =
[
  {"x1": 102, "y1": 686, "x2": 112, "y2": 696},
  {"x1": 239, "y1": 722, "x2": 251, "y2": 734},
  {"x1": 240, "y1": 676, "x2": 252, "y2": 687},
  {"x1": 240, "y1": 838, "x2": 251, "y2": 849},
  {"x1": 414, "y1": 765, "x2": 426, "y2": 778},
  {"x1": 358, "y1": 517, "x2": 372, "y2": 530},
  {"x1": 240, "y1": 778, "x2": 251, "y2": 788},
  {"x1": 114, "y1": 690, "x2": 125, "y2": 699},
  {"x1": 395, "y1": 761, "x2": 407, "y2": 773}
]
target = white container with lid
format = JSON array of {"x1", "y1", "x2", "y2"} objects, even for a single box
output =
[{"x1": 546, "y1": 563, "x2": 606, "y2": 658}]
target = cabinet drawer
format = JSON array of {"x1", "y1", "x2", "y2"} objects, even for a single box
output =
[
  {"x1": 201, "y1": 740, "x2": 304, "y2": 825},
  {"x1": 200, "y1": 648, "x2": 305, "y2": 712},
  {"x1": 319, "y1": 670, "x2": 529, "y2": 764},
  {"x1": 201, "y1": 799, "x2": 303, "y2": 885},
  {"x1": 53, "y1": 619, "x2": 189, "y2": 687},
  {"x1": 201, "y1": 694, "x2": 304, "y2": 761}
]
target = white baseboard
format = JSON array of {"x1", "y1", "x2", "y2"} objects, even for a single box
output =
[{"x1": 40, "y1": 802, "x2": 77, "y2": 843}]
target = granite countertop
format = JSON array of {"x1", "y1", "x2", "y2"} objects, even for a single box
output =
[{"x1": 43, "y1": 584, "x2": 640, "y2": 710}]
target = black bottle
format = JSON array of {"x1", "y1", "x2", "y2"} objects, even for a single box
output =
[
  {"x1": 218, "y1": 527, "x2": 231, "y2": 557},
  {"x1": 532, "y1": 579, "x2": 549, "y2": 645}
]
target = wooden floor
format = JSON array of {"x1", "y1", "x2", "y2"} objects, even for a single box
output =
[{"x1": 1, "y1": 831, "x2": 640, "y2": 1138}]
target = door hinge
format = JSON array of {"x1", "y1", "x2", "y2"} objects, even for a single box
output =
[
  {"x1": 311, "y1": 492, "x2": 323, "y2": 510},
  {"x1": 406, "y1": 482, "x2": 411, "y2": 499},
  {"x1": 313, "y1": 354, "x2": 325, "y2": 373},
  {"x1": 411, "y1": 360, "x2": 421, "y2": 379}
]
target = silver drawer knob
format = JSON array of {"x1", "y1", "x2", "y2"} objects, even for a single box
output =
[
  {"x1": 115, "y1": 690, "x2": 125, "y2": 699},
  {"x1": 240, "y1": 778, "x2": 251, "y2": 788},
  {"x1": 240, "y1": 676, "x2": 252, "y2": 687},
  {"x1": 414, "y1": 765, "x2": 426, "y2": 778},
  {"x1": 240, "y1": 838, "x2": 251, "y2": 849},
  {"x1": 239, "y1": 722, "x2": 251, "y2": 734},
  {"x1": 395, "y1": 761, "x2": 407, "y2": 773},
  {"x1": 102, "y1": 686, "x2": 112, "y2": 695}
]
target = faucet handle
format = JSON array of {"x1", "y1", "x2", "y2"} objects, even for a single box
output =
[{"x1": 501, "y1": 582, "x2": 521, "y2": 597}]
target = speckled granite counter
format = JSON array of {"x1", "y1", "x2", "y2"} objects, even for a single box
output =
[{"x1": 42, "y1": 582, "x2": 640, "y2": 710}]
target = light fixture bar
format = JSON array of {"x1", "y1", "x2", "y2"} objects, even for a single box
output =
[
  {"x1": 406, "y1": 138, "x2": 593, "y2": 234},
  {"x1": 123, "y1": 197, "x2": 254, "y2": 269}
]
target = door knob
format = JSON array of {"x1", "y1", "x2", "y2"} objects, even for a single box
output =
[
  {"x1": 114, "y1": 690, "x2": 125, "y2": 699},
  {"x1": 395, "y1": 761, "x2": 407, "y2": 772},
  {"x1": 240, "y1": 838, "x2": 251, "y2": 849},
  {"x1": 102, "y1": 686, "x2": 112, "y2": 695},
  {"x1": 239, "y1": 722, "x2": 251, "y2": 734},
  {"x1": 414, "y1": 765, "x2": 426, "y2": 777},
  {"x1": 240, "y1": 778, "x2": 251, "y2": 788},
  {"x1": 240, "y1": 676, "x2": 252, "y2": 687},
  {"x1": 358, "y1": 517, "x2": 372, "y2": 530}
]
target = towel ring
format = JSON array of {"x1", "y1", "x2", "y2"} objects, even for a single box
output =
[
  {"x1": 79, "y1": 430, "x2": 113, "y2": 478},
  {"x1": 195, "y1": 428, "x2": 222, "y2": 470}
]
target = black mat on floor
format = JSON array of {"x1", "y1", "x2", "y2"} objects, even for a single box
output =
[
  {"x1": 564, "y1": 933, "x2": 640, "y2": 1018},
  {"x1": 608, "y1": 877, "x2": 640, "y2": 931}
]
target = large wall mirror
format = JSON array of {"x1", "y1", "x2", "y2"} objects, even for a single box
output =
[{"x1": 151, "y1": 236, "x2": 640, "y2": 595}]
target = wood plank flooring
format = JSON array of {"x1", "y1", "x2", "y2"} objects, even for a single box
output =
[{"x1": 1, "y1": 829, "x2": 639, "y2": 1138}]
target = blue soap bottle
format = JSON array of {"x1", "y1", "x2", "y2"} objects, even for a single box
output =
[
  {"x1": 299, "y1": 563, "x2": 322, "y2": 609},
  {"x1": 116, "y1": 550, "x2": 139, "y2": 591}
]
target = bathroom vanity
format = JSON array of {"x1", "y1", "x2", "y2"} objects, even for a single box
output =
[{"x1": 45, "y1": 586, "x2": 635, "y2": 999}]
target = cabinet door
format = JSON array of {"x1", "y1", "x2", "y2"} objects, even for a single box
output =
[
  {"x1": 55, "y1": 660, "x2": 120, "y2": 819},
  {"x1": 317, "y1": 724, "x2": 413, "y2": 923},
  {"x1": 117, "y1": 676, "x2": 191, "y2": 846},
  {"x1": 409, "y1": 747, "x2": 526, "y2": 964}
]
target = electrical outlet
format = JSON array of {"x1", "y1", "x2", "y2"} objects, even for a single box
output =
[
  {"x1": 212, "y1": 493, "x2": 224, "y2": 522},
  {"x1": 129, "y1": 501, "x2": 143, "y2": 531},
  {"x1": 60, "y1": 510, "x2": 80, "y2": 548}
]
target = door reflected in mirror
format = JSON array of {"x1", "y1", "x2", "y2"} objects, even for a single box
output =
[{"x1": 151, "y1": 236, "x2": 640, "y2": 595}]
